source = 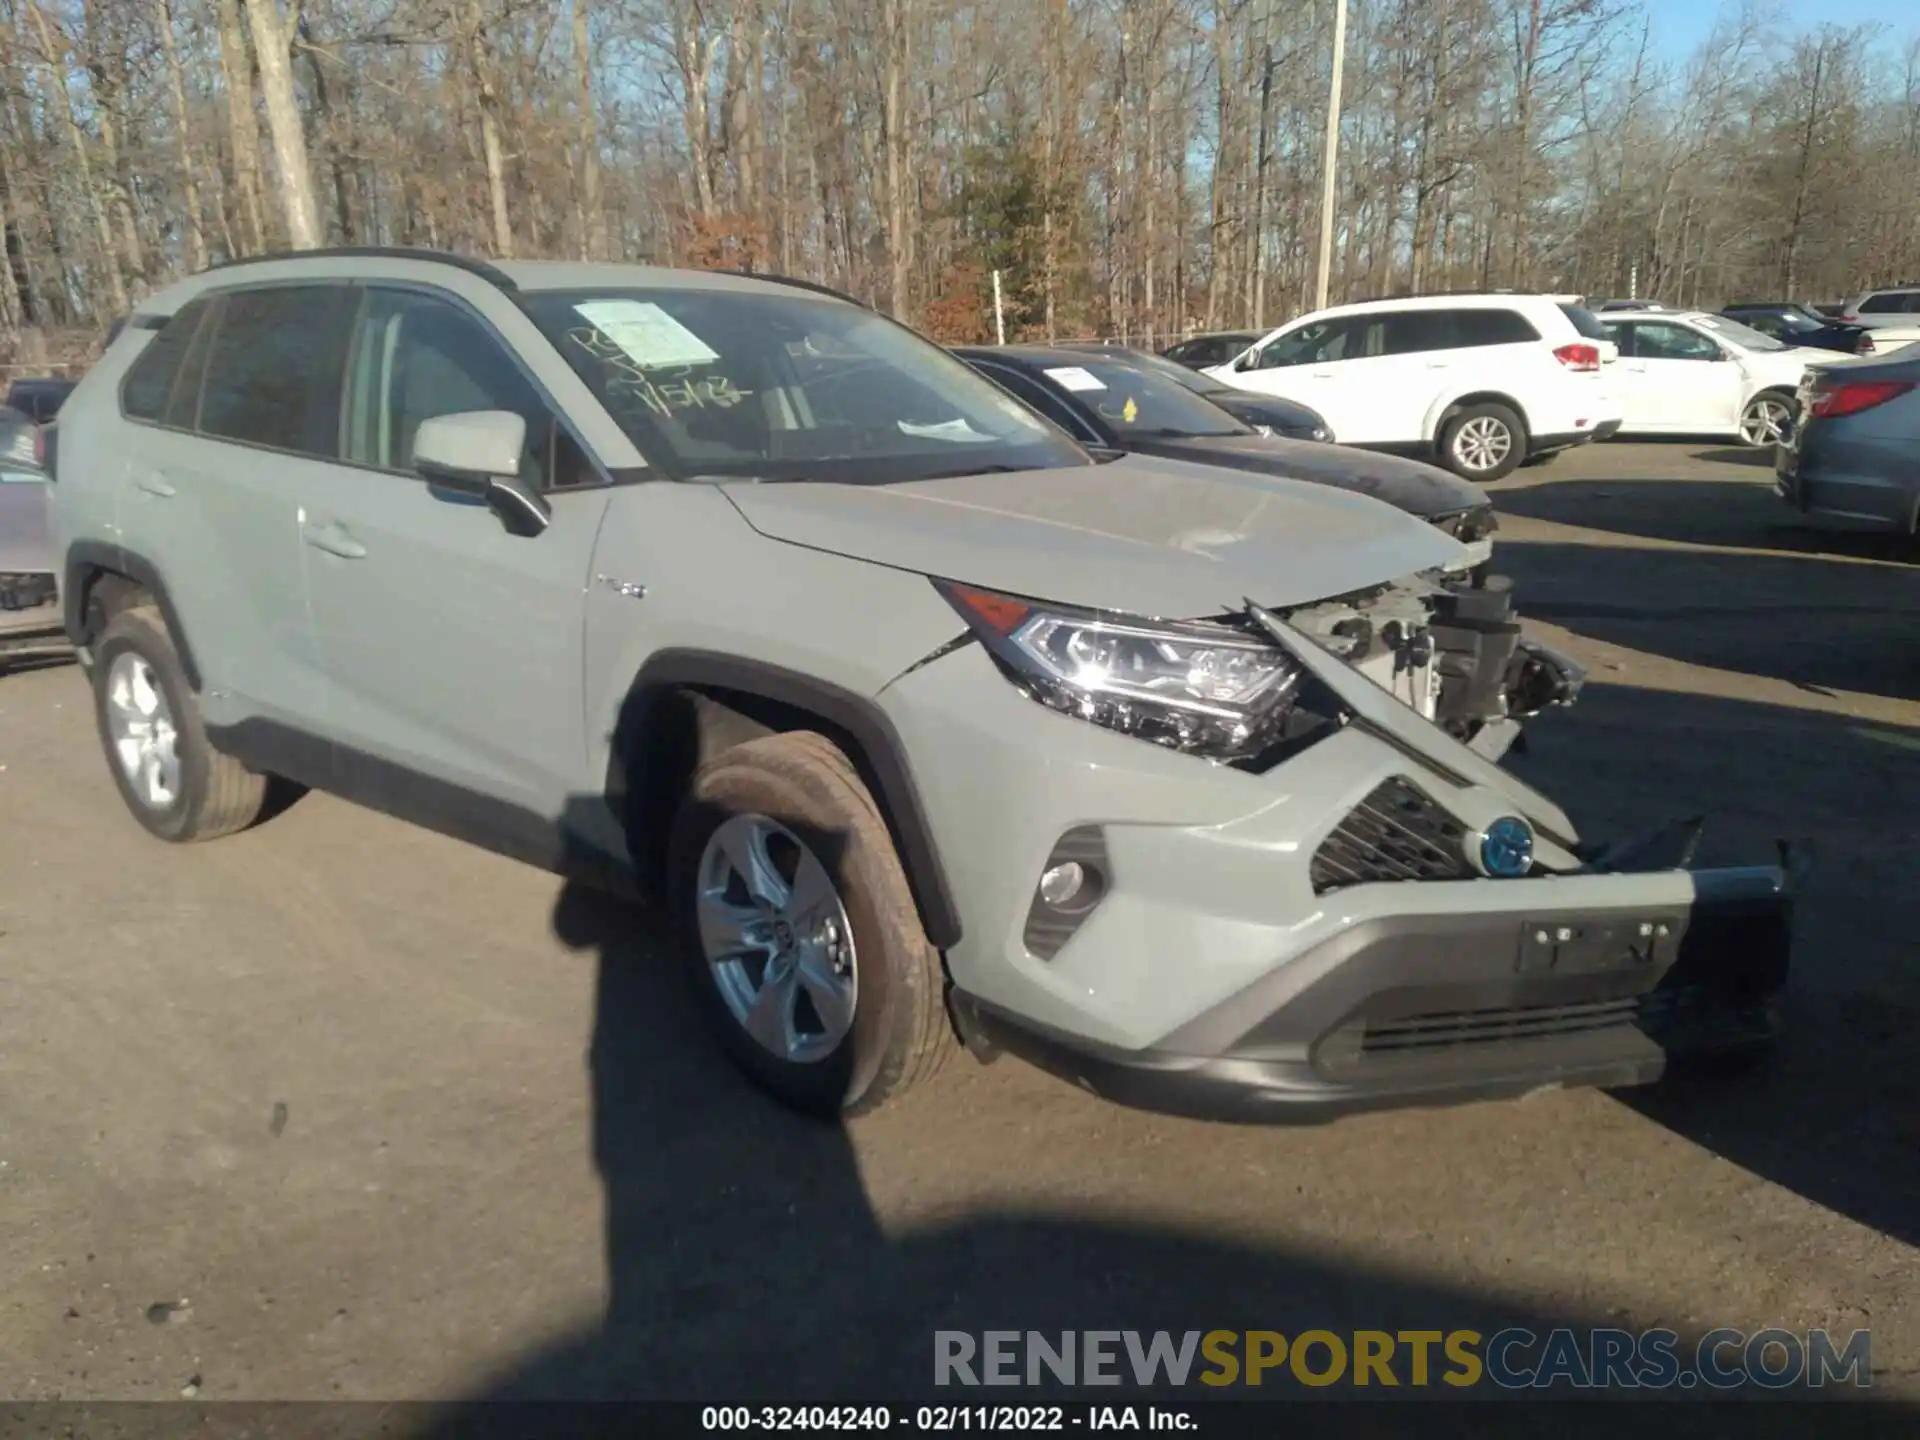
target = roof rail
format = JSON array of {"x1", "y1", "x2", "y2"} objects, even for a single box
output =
[
  {"x1": 713, "y1": 269, "x2": 867, "y2": 308},
  {"x1": 1345, "y1": 287, "x2": 1550, "y2": 303},
  {"x1": 205, "y1": 246, "x2": 518, "y2": 291}
]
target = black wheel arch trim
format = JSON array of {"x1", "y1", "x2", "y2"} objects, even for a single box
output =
[
  {"x1": 629, "y1": 648, "x2": 964, "y2": 950},
  {"x1": 62, "y1": 541, "x2": 202, "y2": 690}
]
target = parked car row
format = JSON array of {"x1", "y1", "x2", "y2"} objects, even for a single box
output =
[{"x1": 37, "y1": 248, "x2": 1790, "y2": 1127}]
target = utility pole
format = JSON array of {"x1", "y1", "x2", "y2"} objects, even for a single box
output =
[{"x1": 1313, "y1": 0, "x2": 1349, "y2": 311}]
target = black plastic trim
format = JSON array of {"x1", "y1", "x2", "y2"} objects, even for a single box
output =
[
  {"x1": 205, "y1": 246, "x2": 518, "y2": 291},
  {"x1": 62, "y1": 542, "x2": 202, "y2": 690},
  {"x1": 629, "y1": 649, "x2": 963, "y2": 949},
  {"x1": 202, "y1": 719, "x2": 633, "y2": 897}
]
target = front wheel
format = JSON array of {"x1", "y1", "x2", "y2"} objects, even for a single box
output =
[
  {"x1": 90, "y1": 605, "x2": 270, "y2": 841},
  {"x1": 1440, "y1": 403, "x2": 1526, "y2": 482},
  {"x1": 1738, "y1": 391, "x2": 1794, "y2": 448},
  {"x1": 668, "y1": 731, "x2": 954, "y2": 1117}
]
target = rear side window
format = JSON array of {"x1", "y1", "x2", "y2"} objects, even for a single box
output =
[
  {"x1": 1450, "y1": 308, "x2": 1542, "y2": 346},
  {"x1": 1858, "y1": 291, "x2": 1916, "y2": 314},
  {"x1": 1556, "y1": 304, "x2": 1610, "y2": 341},
  {"x1": 198, "y1": 285, "x2": 357, "y2": 457},
  {"x1": 121, "y1": 299, "x2": 212, "y2": 421},
  {"x1": 1381, "y1": 311, "x2": 1454, "y2": 355}
]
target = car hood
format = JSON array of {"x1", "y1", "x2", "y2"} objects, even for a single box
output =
[
  {"x1": 1745, "y1": 345, "x2": 1828, "y2": 377},
  {"x1": 1123, "y1": 434, "x2": 1488, "y2": 521},
  {"x1": 1205, "y1": 392, "x2": 1323, "y2": 431},
  {"x1": 719, "y1": 454, "x2": 1469, "y2": 620}
]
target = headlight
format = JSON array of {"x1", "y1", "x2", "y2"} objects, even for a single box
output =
[{"x1": 937, "y1": 582, "x2": 1337, "y2": 760}]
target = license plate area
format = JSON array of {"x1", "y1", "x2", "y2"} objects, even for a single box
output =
[{"x1": 1515, "y1": 916, "x2": 1679, "y2": 976}]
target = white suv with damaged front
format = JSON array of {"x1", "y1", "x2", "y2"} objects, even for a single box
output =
[{"x1": 51, "y1": 251, "x2": 1793, "y2": 1122}]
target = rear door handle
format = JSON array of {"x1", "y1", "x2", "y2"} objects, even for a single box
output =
[
  {"x1": 302, "y1": 522, "x2": 367, "y2": 560},
  {"x1": 134, "y1": 472, "x2": 176, "y2": 498},
  {"x1": 1425, "y1": 359, "x2": 1450, "y2": 369}
]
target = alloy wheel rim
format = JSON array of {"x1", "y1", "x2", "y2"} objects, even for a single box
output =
[
  {"x1": 105, "y1": 652, "x2": 180, "y2": 810},
  {"x1": 1741, "y1": 398, "x2": 1790, "y2": 446},
  {"x1": 1454, "y1": 416, "x2": 1513, "y2": 472},
  {"x1": 695, "y1": 813, "x2": 857, "y2": 1064}
]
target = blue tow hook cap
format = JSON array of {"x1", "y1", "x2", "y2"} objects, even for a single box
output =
[{"x1": 1480, "y1": 816, "x2": 1536, "y2": 877}]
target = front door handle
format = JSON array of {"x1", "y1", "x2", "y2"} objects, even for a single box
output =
[
  {"x1": 134, "y1": 472, "x2": 176, "y2": 498},
  {"x1": 302, "y1": 522, "x2": 367, "y2": 560},
  {"x1": 1425, "y1": 358, "x2": 1450, "y2": 369}
]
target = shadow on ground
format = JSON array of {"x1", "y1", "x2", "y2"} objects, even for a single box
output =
[
  {"x1": 1492, "y1": 471, "x2": 1916, "y2": 563},
  {"x1": 1509, "y1": 682, "x2": 1920, "y2": 1249},
  {"x1": 1493, "y1": 539, "x2": 1920, "y2": 701}
]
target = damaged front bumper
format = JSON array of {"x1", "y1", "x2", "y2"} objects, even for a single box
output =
[
  {"x1": 1431, "y1": 574, "x2": 1585, "y2": 760},
  {"x1": 952, "y1": 827, "x2": 1797, "y2": 1125}
]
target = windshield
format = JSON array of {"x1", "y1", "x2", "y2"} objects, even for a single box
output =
[
  {"x1": 520, "y1": 288, "x2": 1088, "y2": 482},
  {"x1": 1557, "y1": 304, "x2": 1611, "y2": 341},
  {"x1": 1036, "y1": 356, "x2": 1249, "y2": 438},
  {"x1": 1693, "y1": 313, "x2": 1790, "y2": 352},
  {"x1": 1085, "y1": 347, "x2": 1235, "y2": 397}
]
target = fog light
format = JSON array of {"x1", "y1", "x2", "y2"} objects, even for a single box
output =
[
  {"x1": 1478, "y1": 816, "x2": 1535, "y2": 878},
  {"x1": 1038, "y1": 861, "x2": 1086, "y2": 907}
]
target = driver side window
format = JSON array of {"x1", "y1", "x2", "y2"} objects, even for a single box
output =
[
  {"x1": 1254, "y1": 319, "x2": 1354, "y2": 369},
  {"x1": 343, "y1": 288, "x2": 596, "y2": 490},
  {"x1": 1632, "y1": 323, "x2": 1722, "y2": 362}
]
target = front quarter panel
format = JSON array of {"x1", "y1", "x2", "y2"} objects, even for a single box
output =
[{"x1": 580, "y1": 481, "x2": 972, "y2": 829}]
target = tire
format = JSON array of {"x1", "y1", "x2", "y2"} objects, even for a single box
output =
[
  {"x1": 90, "y1": 605, "x2": 269, "y2": 842},
  {"x1": 1439, "y1": 402, "x2": 1526, "y2": 481},
  {"x1": 667, "y1": 730, "x2": 953, "y2": 1117},
  {"x1": 1738, "y1": 390, "x2": 1794, "y2": 448}
]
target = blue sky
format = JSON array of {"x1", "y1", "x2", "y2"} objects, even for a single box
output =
[{"x1": 1651, "y1": 0, "x2": 1920, "y2": 61}]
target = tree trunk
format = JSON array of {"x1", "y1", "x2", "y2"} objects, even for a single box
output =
[
  {"x1": 154, "y1": 0, "x2": 207, "y2": 272},
  {"x1": 883, "y1": 0, "x2": 913, "y2": 321},
  {"x1": 574, "y1": 0, "x2": 606, "y2": 259},
  {"x1": 462, "y1": 0, "x2": 514, "y2": 257},
  {"x1": 215, "y1": 0, "x2": 269, "y2": 252},
  {"x1": 25, "y1": 0, "x2": 126, "y2": 314},
  {"x1": 246, "y1": 0, "x2": 325, "y2": 249}
]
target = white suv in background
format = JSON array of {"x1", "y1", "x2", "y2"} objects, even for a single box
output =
[
  {"x1": 1840, "y1": 286, "x2": 1920, "y2": 329},
  {"x1": 1204, "y1": 294, "x2": 1622, "y2": 482},
  {"x1": 1597, "y1": 310, "x2": 1824, "y2": 446}
]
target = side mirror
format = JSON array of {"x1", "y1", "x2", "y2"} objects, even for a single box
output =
[
  {"x1": 1234, "y1": 350, "x2": 1257, "y2": 372},
  {"x1": 411, "y1": 410, "x2": 551, "y2": 538}
]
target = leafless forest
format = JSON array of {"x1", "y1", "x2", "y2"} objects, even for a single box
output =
[{"x1": 5, "y1": 0, "x2": 1920, "y2": 362}]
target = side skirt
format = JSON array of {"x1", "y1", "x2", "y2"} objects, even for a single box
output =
[{"x1": 205, "y1": 718, "x2": 639, "y2": 900}]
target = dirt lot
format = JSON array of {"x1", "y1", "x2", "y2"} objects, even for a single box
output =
[{"x1": 1, "y1": 441, "x2": 1916, "y2": 1405}]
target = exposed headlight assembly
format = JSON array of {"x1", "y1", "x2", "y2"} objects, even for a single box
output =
[{"x1": 938, "y1": 581, "x2": 1341, "y2": 761}]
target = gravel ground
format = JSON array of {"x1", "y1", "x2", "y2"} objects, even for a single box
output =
[{"x1": 0, "y1": 441, "x2": 1914, "y2": 1409}]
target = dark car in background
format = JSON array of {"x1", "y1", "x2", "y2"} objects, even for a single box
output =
[
  {"x1": 1, "y1": 405, "x2": 56, "y2": 622},
  {"x1": 1160, "y1": 331, "x2": 1261, "y2": 369},
  {"x1": 952, "y1": 343, "x2": 1497, "y2": 556},
  {"x1": 5, "y1": 376, "x2": 76, "y2": 423},
  {"x1": 1064, "y1": 343, "x2": 1332, "y2": 440},
  {"x1": 1776, "y1": 349, "x2": 1920, "y2": 538},
  {"x1": 1720, "y1": 303, "x2": 1871, "y2": 355}
]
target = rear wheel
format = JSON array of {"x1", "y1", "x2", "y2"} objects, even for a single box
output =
[
  {"x1": 90, "y1": 605, "x2": 270, "y2": 841},
  {"x1": 668, "y1": 731, "x2": 954, "y2": 1117},
  {"x1": 1738, "y1": 391, "x2": 1794, "y2": 447},
  {"x1": 1440, "y1": 403, "x2": 1526, "y2": 481}
]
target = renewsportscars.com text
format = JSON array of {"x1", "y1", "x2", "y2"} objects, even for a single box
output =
[{"x1": 934, "y1": 1328, "x2": 1872, "y2": 1390}]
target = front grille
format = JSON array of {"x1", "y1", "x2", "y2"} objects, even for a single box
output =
[
  {"x1": 1361, "y1": 995, "x2": 1640, "y2": 1053},
  {"x1": 1358, "y1": 983, "x2": 1724, "y2": 1055},
  {"x1": 1310, "y1": 778, "x2": 1474, "y2": 893}
]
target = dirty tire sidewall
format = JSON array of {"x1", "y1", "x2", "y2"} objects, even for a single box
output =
[
  {"x1": 1442, "y1": 402, "x2": 1525, "y2": 482},
  {"x1": 91, "y1": 608, "x2": 210, "y2": 842},
  {"x1": 668, "y1": 732, "x2": 951, "y2": 1118}
]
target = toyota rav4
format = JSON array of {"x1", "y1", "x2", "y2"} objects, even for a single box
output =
[{"x1": 51, "y1": 250, "x2": 1791, "y2": 1121}]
